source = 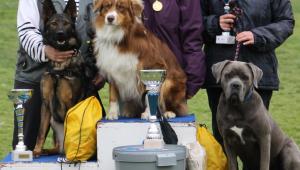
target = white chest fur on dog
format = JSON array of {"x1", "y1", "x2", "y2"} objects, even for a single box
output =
[
  {"x1": 230, "y1": 125, "x2": 246, "y2": 144},
  {"x1": 94, "y1": 29, "x2": 140, "y2": 101}
]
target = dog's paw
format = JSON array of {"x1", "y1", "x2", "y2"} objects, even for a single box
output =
[
  {"x1": 33, "y1": 149, "x2": 42, "y2": 158},
  {"x1": 106, "y1": 102, "x2": 119, "y2": 120},
  {"x1": 141, "y1": 111, "x2": 150, "y2": 120},
  {"x1": 164, "y1": 111, "x2": 176, "y2": 119},
  {"x1": 106, "y1": 112, "x2": 119, "y2": 120}
]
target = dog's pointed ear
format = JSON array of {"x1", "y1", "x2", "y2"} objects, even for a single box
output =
[
  {"x1": 211, "y1": 60, "x2": 231, "y2": 83},
  {"x1": 64, "y1": 0, "x2": 77, "y2": 22},
  {"x1": 130, "y1": 0, "x2": 144, "y2": 19},
  {"x1": 43, "y1": 0, "x2": 57, "y2": 24},
  {"x1": 247, "y1": 63, "x2": 263, "y2": 88}
]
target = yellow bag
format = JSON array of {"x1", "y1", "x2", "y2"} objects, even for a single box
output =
[
  {"x1": 64, "y1": 96, "x2": 102, "y2": 162},
  {"x1": 196, "y1": 124, "x2": 228, "y2": 170}
]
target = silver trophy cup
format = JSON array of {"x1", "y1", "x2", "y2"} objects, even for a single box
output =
[
  {"x1": 8, "y1": 89, "x2": 33, "y2": 162},
  {"x1": 140, "y1": 69, "x2": 166, "y2": 149},
  {"x1": 216, "y1": 0, "x2": 236, "y2": 44}
]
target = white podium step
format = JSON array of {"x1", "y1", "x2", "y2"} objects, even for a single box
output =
[{"x1": 97, "y1": 114, "x2": 196, "y2": 170}]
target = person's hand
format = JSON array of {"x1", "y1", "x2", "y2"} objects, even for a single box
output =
[
  {"x1": 44, "y1": 45, "x2": 74, "y2": 62},
  {"x1": 236, "y1": 31, "x2": 254, "y2": 45},
  {"x1": 219, "y1": 14, "x2": 236, "y2": 31},
  {"x1": 92, "y1": 73, "x2": 106, "y2": 90}
]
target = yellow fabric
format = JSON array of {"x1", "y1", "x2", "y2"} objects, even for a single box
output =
[
  {"x1": 64, "y1": 96, "x2": 102, "y2": 162},
  {"x1": 196, "y1": 125, "x2": 228, "y2": 170}
]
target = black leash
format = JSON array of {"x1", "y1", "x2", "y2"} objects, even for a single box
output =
[
  {"x1": 234, "y1": 41, "x2": 241, "y2": 61},
  {"x1": 230, "y1": 0, "x2": 243, "y2": 61},
  {"x1": 156, "y1": 106, "x2": 178, "y2": 144}
]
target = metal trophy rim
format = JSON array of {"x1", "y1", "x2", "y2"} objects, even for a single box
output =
[{"x1": 9, "y1": 89, "x2": 33, "y2": 92}]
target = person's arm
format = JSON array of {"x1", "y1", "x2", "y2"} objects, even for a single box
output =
[
  {"x1": 17, "y1": 0, "x2": 47, "y2": 62},
  {"x1": 178, "y1": 0, "x2": 206, "y2": 98},
  {"x1": 250, "y1": 0, "x2": 294, "y2": 52}
]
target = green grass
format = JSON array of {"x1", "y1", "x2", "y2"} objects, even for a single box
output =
[{"x1": 0, "y1": 0, "x2": 299, "y2": 163}]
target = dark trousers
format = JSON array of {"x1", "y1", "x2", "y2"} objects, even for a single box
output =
[
  {"x1": 13, "y1": 80, "x2": 105, "y2": 151},
  {"x1": 13, "y1": 80, "x2": 42, "y2": 150},
  {"x1": 206, "y1": 87, "x2": 273, "y2": 146}
]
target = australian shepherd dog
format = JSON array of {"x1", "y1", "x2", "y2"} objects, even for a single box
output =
[{"x1": 93, "y1": 0, "x2": 188, "y2": 120}]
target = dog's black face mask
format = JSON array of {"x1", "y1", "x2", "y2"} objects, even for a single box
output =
[{"x1": 43, "y1": 0, "x2": 81, "y2": 51}]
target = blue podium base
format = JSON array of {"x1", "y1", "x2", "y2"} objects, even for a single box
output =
[{"x1": 2, "y1": 153, "x2": 60, "y2": 163}]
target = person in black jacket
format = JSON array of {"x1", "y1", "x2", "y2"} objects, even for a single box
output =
[{"x1": 200, "y1": 0, "x2": 294, "y2": 145}]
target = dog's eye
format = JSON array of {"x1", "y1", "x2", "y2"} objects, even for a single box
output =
[
  {"x1": 102, "y1": 3, "x2": 112, "y2": 12},
  {"x1": 63, "y1": 21, "x2": 70, "y2": 26},
  {"x1": 224, "y1": 73, "x2": 231, "y2": 79},
  {"x1": 117, "y1": 4, "x2": 126, "y2": 12},
  {"x1": 50, "y1": 22, "x2": 58, "y2": 27},
  {"x1": 240, "y1": 75, "x2": 249, "y2": 81}
]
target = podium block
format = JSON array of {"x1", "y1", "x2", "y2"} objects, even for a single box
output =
[
  {"x1": 1, "y1": 115, "x2": 196, "y2": 170},
  {"x1": 97, "y1": 114, "x2": 196, "y2": 170}
]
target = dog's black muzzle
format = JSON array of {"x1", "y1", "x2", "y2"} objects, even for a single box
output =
[{"x1": 229, "y1": 82, "x2": 242, "y2": 104}]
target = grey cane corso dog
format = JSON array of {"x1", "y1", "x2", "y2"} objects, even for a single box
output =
[{"x1": 212, "y1": 60, "x2": 300, "y2": 170}]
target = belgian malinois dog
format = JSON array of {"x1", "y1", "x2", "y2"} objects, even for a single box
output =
[{"x1": 33, "y1": 0, "x2": 95, "y2": 157}]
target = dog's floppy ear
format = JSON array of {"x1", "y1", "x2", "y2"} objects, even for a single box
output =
[
  {"x1": 93, "y1": 0, "x2": 100, "y2": 5},
  {"x1": 43, "y1": 0, "x2": 57, "y2": 24},
  {"x1": 211, "y1": 60, "x2": 231, "y2": 83},
  {"x1": 130, "y1": 0, "x2": 144, "y2": 18},
  {"x1": 93, "y1": 0, "x2": 103, "y2": 14},
  {"x1": 247, "y1": 63, "x2": 263, "y2": 88},
  {"x1": 64, "y1": 0, "x2": 77, "y2": 22}
]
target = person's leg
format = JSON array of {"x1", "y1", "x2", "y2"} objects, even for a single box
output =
[
  {"x1": 206, "y1": 87, "x2": 223, "y2": 145},
  {"x1": 256, "y1": 89, "x2": 273, "y2": 110},
  {"x1": 13, "y1": 80, "x2": 42, "y2": 150}
]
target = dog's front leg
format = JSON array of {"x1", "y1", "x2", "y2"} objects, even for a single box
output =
[
  {"x1": 33, "y1": 103, "x2": 51, "y2": 157},
  {"x1": 141, "y1": 95, "x2": 150, "y2": 119},
  {"x1": 224, "y1": 139, "x2": 238, "y2": 170},
  {"x1": 259, "y1": 134, "x2": 271, "y2": 170},
  {"x1": 106, "y1": 83, "x2": 120, "y2": 120}
]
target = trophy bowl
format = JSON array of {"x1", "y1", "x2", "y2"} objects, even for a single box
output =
[
  {"x1": 139, "y1": 69, "x2": 166, "y2": 115},
  {"x1": 8, "y1": 89, "x2": 33, "y2": 104},
  {"x1": 8, "y1": 89, "x2": 33, "y2": 162},
  {"x1": 140, "y1": 69, "x2": 166, "y2": 86}
]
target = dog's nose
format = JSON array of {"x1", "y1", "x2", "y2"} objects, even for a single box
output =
[
  {"x1": 56, "y1": 31, "x2": 66, "y2": 39},
  {"x1": 231, "y1": 83, "x2": 241, "y2": 90},
  {"x1": 107, "y1": 15, "x2": 115, "y2": 23}
]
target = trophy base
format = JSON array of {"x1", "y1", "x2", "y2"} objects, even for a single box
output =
[
  {"x1": 143, "y1": 138, "x2": 164, "y2": 149},
  {"x1": 216, "y1": 32, "x2": 235, "y2": 44},
  {"x1": 12, "y1": 150, "x2": 33, "y2": 162}
]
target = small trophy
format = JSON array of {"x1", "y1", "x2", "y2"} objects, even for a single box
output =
[
  {"x1": 140, "y1": 69, "x2": 166, "y2": 149},
  {"x1": 8, "y1": 89, "x2": 33, "y2": 162},
  {"x1": 216, "y1": 0, "x2": 235, "y2": 44}
]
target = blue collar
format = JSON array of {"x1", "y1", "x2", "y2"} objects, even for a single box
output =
[{"x1": 244, "y1": 88, "x2": 253, "y2": 102}]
